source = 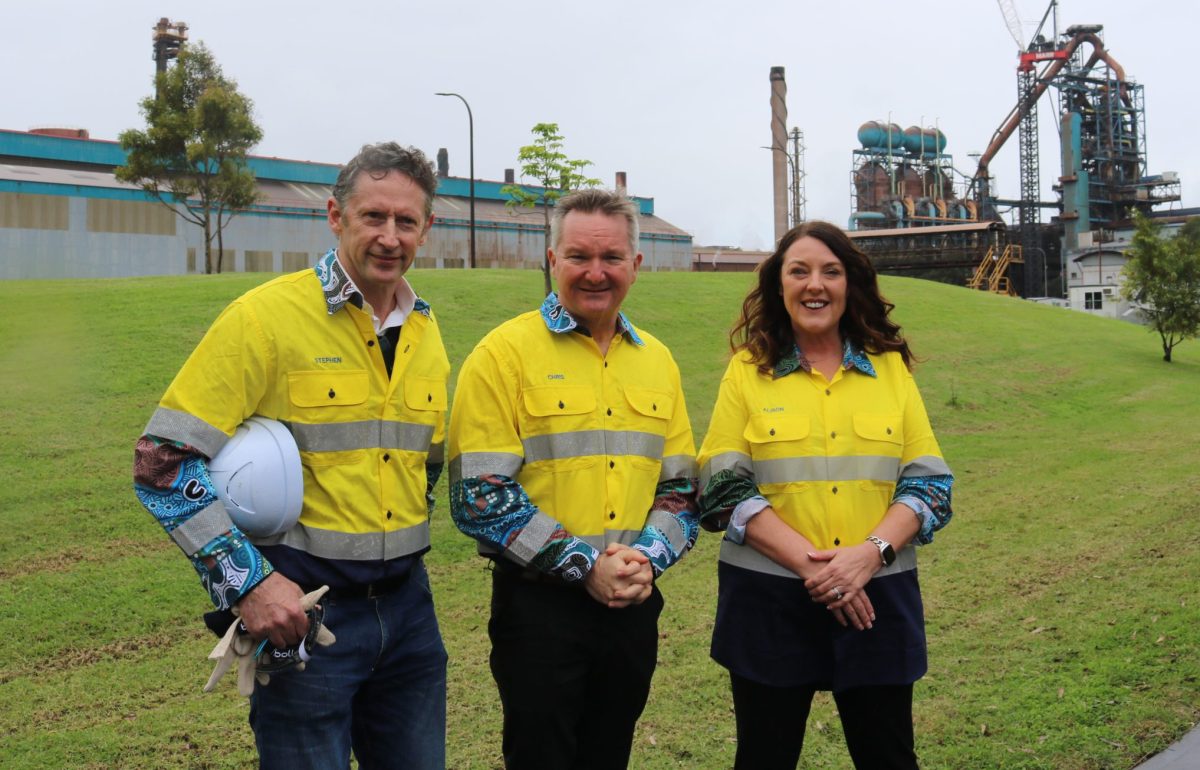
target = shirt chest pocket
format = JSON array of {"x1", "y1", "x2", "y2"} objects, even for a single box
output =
[
  {"x1": 622, "y1": 387, "x2": 673, "y2": 428},
  {"x1": 287, "y1": 370, "x2": 370, "y2": 466},
  {"x1": 851, "y1": 413, "x2": 902, "y2": 447},
  {"x1": 402, "y1": 376, "x2": 448, "y2": 417},
  {"x1": 523, "y1": 385, "x2": 596, "y2": 422},
  {"x1": 288, "y1": 370, "x2": 370, "y2": 409},
  {"x1": 522, "y1": 386, "x2": 597, "y2": 471},
  {"x1": 622, "y1": 387, "x2": 673, "y2": 470},
  {"x1": 852, "y1": 412, "x2": 903, "y2": 488},
  {"x1": 743, "y1": 414, "x2": 810, "y2": 454}
]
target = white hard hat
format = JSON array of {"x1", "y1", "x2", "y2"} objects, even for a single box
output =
[{"x1": 208, "y1": 417, "x2": 304, "y2": 537}]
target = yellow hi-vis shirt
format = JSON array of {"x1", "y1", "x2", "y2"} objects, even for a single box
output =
[
  {"x1": 698, "y1": 348, "x2": 947, "y2": 554},
  {"x1": 146, "y1": 267, "x2": 448, "y2": 562},
  {"x1": 448, "y1": 310, "x2": 695, "y2": 551}
]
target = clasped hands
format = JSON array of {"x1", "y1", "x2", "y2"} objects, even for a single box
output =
[
  {"x1": 584, "y1": 543, "x2": 654, "y2": 608},
  {"x1": 803, "y1": 542, "x2": 882, "y2": 632}
]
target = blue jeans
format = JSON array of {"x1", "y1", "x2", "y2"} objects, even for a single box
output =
[{"x1": 249, "y1": 561, "x2": 447, "y2": 769}]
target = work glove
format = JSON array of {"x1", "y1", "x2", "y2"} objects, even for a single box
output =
[{"x1": 202, "y1": 585, "x2": 336, "y2": 696}]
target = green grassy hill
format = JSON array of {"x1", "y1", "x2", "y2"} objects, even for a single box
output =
[{"x1": 1, "y1": 270, "x2": 1196, "y2": 769}]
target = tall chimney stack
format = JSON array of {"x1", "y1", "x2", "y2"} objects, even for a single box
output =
[
  {"x1": 504, "y1": 168, "x2": 515, "y2": 184},
  {"x1": 436, "y1": 148, "x2": 449, "y2": 178},
  {"x1": 615, "y1": 171, "x2": 627, "y2": 195},
  {"x1": 770, "y1": 66, "x2": 789, "y2": 245}
]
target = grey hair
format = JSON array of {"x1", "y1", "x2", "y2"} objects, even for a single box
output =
[
  {"x1": 550, "y1": 188, "x2": 640, "y2": 257},
  {"x1": 332, "y1": 142, "x2": 438, "y2": 219}
]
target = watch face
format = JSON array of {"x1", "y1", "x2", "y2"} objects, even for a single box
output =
[{"x1": 882, "y1": 543, "x2": 896, "y2": 566}]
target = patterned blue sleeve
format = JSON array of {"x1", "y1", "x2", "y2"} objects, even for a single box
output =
[
  {"x1": 450, "y1": 474, "x2": 600, "y2": 582},
  {"x1": 425, "y1": 461, "x2": 443, "y2": 515},
  {"x1": 133, "y1": 435, "x2": 272, "y2": 610},
  {"x1": 631, "y1": 477, "x2": 700, "y2": 577},
  {"x1": 893, "y1": 473, "x2": 954, "y2": 545}
]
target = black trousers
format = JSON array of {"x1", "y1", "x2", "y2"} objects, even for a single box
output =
[
  {"x1": 730, "y1": 673, "x2": 918, "y2": 770},
  {"x1": 488, "y1": 568, "x2": 663, "y2": 770}
]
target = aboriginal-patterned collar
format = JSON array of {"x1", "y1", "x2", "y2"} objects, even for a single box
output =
[
  {"x1": 539, "y1": 292, "x2": 645, "y2": 347},
  {"x1": 314, "y1": 249, "x2": 430, "y2": 318},
  {"x1": 773, "y1": 338, "x2": 877, "y2": 379}
]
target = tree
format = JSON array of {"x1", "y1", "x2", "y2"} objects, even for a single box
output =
[
  {"x1": 117, "y1": 43, "x2": 262, "y2": 274},
  {"x1": 501, "y1": 123, "x2": 599, "y2": 294},
  {"x1": 1121, "y1": 212, "x2": 1200, "y2": 362}
]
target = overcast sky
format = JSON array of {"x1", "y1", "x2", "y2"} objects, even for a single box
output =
[{"x1": 4, "y1": 0, "x2": 1195, "y2": 250}]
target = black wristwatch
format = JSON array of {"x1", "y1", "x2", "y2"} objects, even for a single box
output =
[{"x1": 866, "y1": 535, "x2": 896, "y2": 567}]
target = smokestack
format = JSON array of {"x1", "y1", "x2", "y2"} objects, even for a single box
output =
[
  {"x1": 615, "y1": 171, "x2": 627, "y2": 195},
  {"x1": 436, "y1": 148, "x2": 449, "y2": 178},
  {"x1": 770, "y1": 66, "x2": 789, "y2": 245},
  {"x1": 504, "y1": 168, "x2": 515, "y2": 184}
]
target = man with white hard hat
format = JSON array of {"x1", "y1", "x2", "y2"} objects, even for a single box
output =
[{"x1": 133, "y1": 142, "x2": 449, "y2": 768}]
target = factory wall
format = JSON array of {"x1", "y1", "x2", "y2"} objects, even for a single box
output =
[{"x1": 1, "y1": 188, "x2": 692, "y2": 279}]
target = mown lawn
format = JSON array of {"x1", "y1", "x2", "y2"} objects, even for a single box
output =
[{"x1": 0, "y1": 269, "x2": 1196, "y2": 769}]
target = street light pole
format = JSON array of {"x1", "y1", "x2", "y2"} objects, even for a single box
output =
[{"x1": 435, "y1": 92, "x2": 475, "y2": 268}]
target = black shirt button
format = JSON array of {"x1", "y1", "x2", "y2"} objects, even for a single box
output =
[
  {"x1": 834, "y1": 537, "x2": 841, "y2": 546},
  {"x1": 831, "y1": 431, "x2": 837, "y2": 439},
  {"x1": 367, "y1": 339, "x2": 375, "y2": 347},
  {"x1": 832, "y1": 486, "x2": 838, "y2": 494},
  {"x1": 825, "y1": 389, "x2": 831, "y2": 395},
  {"x1": 386, "y1": 510, "x2": 393, "y2": 519},
  {"x1": 559, "y1": 401, "x2": 565, "y2": 409},
  {"x1": 383, "y1": 453, "x2": 390, "y2": 462},
  {"x1": 887, "y1": 427, "x2": 893, "y2": 435},
  {"x1": 328, "y1": 389, "x2": 336, "y2": 398},
  {"x1": 427, "y1": 393, "x2": 433, "y2": 402},
  {"x1": 609, "y1": 461, "x2": 615, "y2": 469},
  {"x1": 609, "y1": 511, "x2": 616, "y2": 520},
  {"x1": 769, "y1": 428, "x2": 775, "y2": 436},
  {"x1": 606, "y1": 408, "x2": 613, "y2": 416}
]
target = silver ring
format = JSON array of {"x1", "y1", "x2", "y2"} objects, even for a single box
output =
[{"x1": 832, "y1": 586, "x2": 843, "y2": 600}]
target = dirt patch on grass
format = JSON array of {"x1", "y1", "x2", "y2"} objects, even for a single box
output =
[
  {"x1": 0, "y1": 538, "x2": 171, "y2": 580},
  {"x1": 1, "y1": 626, "x2": 207, "y2": 685}
]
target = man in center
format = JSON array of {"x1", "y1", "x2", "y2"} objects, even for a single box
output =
[{"x1": 449, "y1": 188, "x2": 700, "y2": 769}]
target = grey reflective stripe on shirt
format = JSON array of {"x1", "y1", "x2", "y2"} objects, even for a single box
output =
[
  {"x1": 719, "y1": 538, "x2": 917, "y2": 579},
  {"x1": 752, "y1": 454, "x2": 901, "y2": 485},
  {"x1": 252, "y1": 519, "x2": 431, "y2": 561},
  {"x1": 477, "y1": 528, "x2": 642, "y2": 560},
  {"x1": 659, "y1": 454, "x2": 699, "y2": 482},
  {"x1": 579, "y1": 530, "x2": 641, "y2": 550},
  {"x1": 287, "y1": 420, "x2": 434, "y2": 453},
  {"x1": 900, "y1": 455, "x2": 952, "y2": 477},
  {"x1": 646, "y1": 509, "x2": 688, "y2": 553},
  {"x1": 522, "y1": 429, "x2": 665, "y2": 464},
  {"x1": 505, "y1": 511, "x2": 559, "y2": 566},
  {"x1": 449, "y1": 452, "x2": 524, "y2": 484},
  {"x1": 699, "y1": 451, "x2": 753, "y2": 488},
  {"x1": 145, "y1": 407, "x2": 229, "y2": 459},
  {"x1": 427, "y1": 441, "x2": 445, "y2": 465},
  {"x1": 169, "y1": 500, "x2": 234, "y2": 556}
]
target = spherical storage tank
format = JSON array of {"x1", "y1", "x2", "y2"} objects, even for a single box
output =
[
  {"x1": 921, "y1": 127, "x2": 947, "y2": 155},
  {"x1": 857, "y1": 121, "x2": 904, "y2": 151},
  {"x1": 857, "y1": 121, "x2": 885, "y2": 149},
  {"x1": 902, "y1": 126, "x2": 924, "y2": 155}
]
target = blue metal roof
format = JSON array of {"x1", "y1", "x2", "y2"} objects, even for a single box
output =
[{"x1": 0, "y1": 129, "x2": 656, "y2": 213}]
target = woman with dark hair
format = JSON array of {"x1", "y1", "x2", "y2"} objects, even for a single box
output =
[{"x1": 698, "y1": 221, "x2": 954, "y2": 769}]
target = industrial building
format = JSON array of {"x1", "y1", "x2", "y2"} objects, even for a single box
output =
[
  {"x1": 768, "y1": 4, "x2": 1192, "y2": 322},
  {"x1": 0, "y1": 128, "x2": 692, "y2": 280}
]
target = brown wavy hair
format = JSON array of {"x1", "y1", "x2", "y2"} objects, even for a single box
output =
[{"x1": 729, "y1": 220, "x2": 913, "y2": 373}]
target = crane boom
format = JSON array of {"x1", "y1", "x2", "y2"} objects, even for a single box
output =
[{"x1": 996, "y1": 0, "x2": 1026, "y2": 50}]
